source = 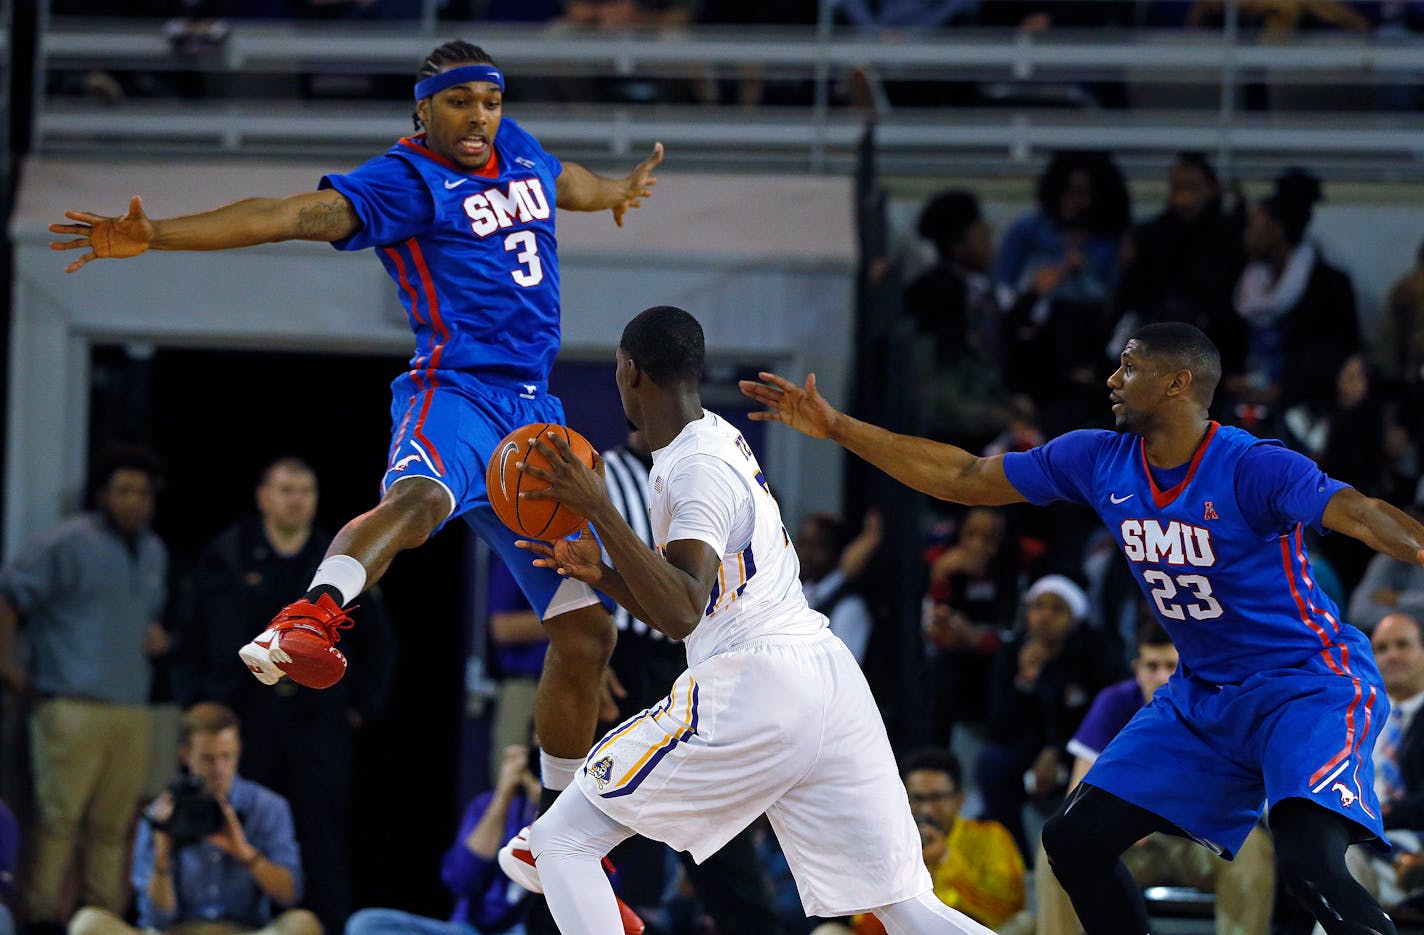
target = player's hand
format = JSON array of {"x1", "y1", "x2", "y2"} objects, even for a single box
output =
[
  {"x1": 205, "y1": 797, "x2": 254, "y2": 863},
  {"x1": 494, "y1": 745, "x2": 531, "y2": 794},
  {"x1": 517, "y1": 524, "x2": 605, "y2": 585},
  {"x1": 49, "y1": 195, "x2": 155, "y2": 273},
  {"x1": 599, "y1": 667, "x2": 627, "y2": 723},
  {"x1": 738, "y1": 371, "x2": 841, "y2": 440},
  {"x1": 612, "y1": 142, "x2": 663, "y2": 228},
  {"x1": 520, "y1": 432, "x2": 609, "y2": 518}
]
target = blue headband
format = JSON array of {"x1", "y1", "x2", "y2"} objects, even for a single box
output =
[{"x1": 414, "y1": 64, "x2": 505, "y2": 101}]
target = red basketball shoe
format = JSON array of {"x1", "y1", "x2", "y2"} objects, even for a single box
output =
[
  {"x1": 238, "y1": 594, "x2": 356, "y2": 689},
  {"x1": 497, "y1": 824, "x2": 645, "y2": 934}
]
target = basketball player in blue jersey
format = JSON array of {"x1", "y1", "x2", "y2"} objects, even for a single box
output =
[
  {"x1": 742, "y1": 322, "x2": 1424, "y2": 934},
  {"x1": 49, "y1": 39, "x2": 664, "y2": 889}
]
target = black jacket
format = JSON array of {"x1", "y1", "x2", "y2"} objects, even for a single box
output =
[{"x1": 170, "y1": 515, "x2": 395, "y2": 723}]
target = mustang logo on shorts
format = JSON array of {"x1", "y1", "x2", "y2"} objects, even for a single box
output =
[
  {"x1": 588, "y1": 756, "x2": 615, "y2": 790},
  {"x1": 1332, "y1": 782, "x2": 1357, "y2": 807},
  {"x1": 392, "y1": 453, "x2": 421, "y2": 472}
]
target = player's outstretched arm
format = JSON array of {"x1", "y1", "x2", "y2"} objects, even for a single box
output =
[
  {"x1": 48, "y1": 190, "x2": 361, "y2": 273},
  {"x1": 555, "y1": 143, "x2": 663, "y2": 227},
  {"x1": 739, "y1": 371, "x2": 1026, "y2": 507},
  {"x1": 1324, "y1": 488, "x2": 1424, "y2": 567}
]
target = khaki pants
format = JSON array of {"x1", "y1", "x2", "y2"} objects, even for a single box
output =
[
  {"x1": 26, "y1": 698, "x2": 151, "y2": 922},
  {"x1": 69, "y1": 905, "x2": 323, "y2": 935},
  {"x1": 490, "y1": 676, "x2": 538, "y2": 783},
  {"x1": 1035, "y1": 824, "x2": 1275, "y2": 935}
]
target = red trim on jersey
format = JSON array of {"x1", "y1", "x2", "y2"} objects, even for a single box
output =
[
  {"x1": 382, "y1": 244, "x2": 429, "y2": 377},
  {"x1": 1140, "y1": 422, "x2": 1219, "y2": 508},
  {"x1": 398, "y1": 135, "x2": 501, "y2": 178},
  {"x1": 404, "y1": 238, "x2": 448, "y2": 476}
]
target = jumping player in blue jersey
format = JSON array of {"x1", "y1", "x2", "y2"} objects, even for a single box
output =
[
  {"x1": 742, "y1": 322, "x2": 1424, "y2": 934},
  {"x1": 49, "y1": 39, "x2": 663, "y2": 872}
]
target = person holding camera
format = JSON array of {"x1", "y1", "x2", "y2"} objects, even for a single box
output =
[{"x1": 69, "y1": 703, "x2": 319, "y2": 935}]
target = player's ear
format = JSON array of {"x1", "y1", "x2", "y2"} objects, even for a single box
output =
[
  {"x1": 415, "y1": 98, "x2": 430, "y2": 126},
  {"x1": 1167, "y1": 368, "x2": 1194, "y2": 398}
]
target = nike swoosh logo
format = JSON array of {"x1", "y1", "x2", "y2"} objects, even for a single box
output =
[
  {"x1": 444, "y1": 178, "x2": 468, "y2": 190},
  {"x1": 1109, "y1": 493, "x2": 1134, "y2": 504}
]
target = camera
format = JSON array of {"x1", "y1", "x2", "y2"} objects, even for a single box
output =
[{"x1": 145, "y1": 775, "x2": 224, "y2": 847}]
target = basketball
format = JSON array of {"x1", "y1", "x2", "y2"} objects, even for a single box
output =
[
  {"x1": 486, "y1": 423, "x2": 597, "y2": 540},
  {"x1": 274, "y1": 627, "x2": 347, "y2": 690}
]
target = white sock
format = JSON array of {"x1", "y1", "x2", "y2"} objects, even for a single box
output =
[
  {"x1": 872, "y1": 891, "x2": 995, "y2": 935},
  {"x1": 308, "y1": 555, "x2": 367, "y2": 606},
  {"x1": 539, "y1": 751, "x2": 584, "y2": 792},
  {"x1": 528, "y1": 786, "x2": 633, "y2": 935}
]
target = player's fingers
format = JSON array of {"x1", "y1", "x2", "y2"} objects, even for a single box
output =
[
  {"x1": 758, "y1": 371, "x2": 800, "y2": 392},
  {"x1": 644, "y1": 142, "x2": 665, "y2": 167},
  {"x1": 65, "y1": 252, "x2": 96, "y2": 274},
  {"x1": 515, "y1": 463, "x2": 555, "y2": 485},
  {"x1": 126, "y1": 195, "x2": 143, "y2": 219},
  {"x1": 49, "y1": 238, "x2": 90, "y2": 251},
  {"x1": 543, "y1": 431, "x2": 574, "y2": 457},
  {"x1": 518, "y1": 488, "x2": 559, "y2": 503},
  {"x1": 806, "y1": 372, "x2": 820, "y2": 395},
  {"x1": 49, "y1": 222, "x2": 91, "y2": 235},
  {"x1": 63, "y1": 210, "x2": 104, "y2": 223}
]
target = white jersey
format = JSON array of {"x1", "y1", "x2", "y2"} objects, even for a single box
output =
[{"x1": 648, "y1": 410, "x2": 825, "y2": 666}]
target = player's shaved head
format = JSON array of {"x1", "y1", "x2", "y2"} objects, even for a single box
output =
[
  {"x1": 620, "y1": 306, "x2": 705, "y2": 386},
  {"x1": 1128, "y1": 321, "x2": 1221, "y2": 405}
]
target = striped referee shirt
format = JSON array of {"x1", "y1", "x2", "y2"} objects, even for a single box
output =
[{"x1": 601, "y1": 445, "x2": 671, "y2": 642}]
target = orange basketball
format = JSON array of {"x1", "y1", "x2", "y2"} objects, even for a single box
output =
[{"x1": 485, "y1": 423, "x2": 597, "y2": 540}]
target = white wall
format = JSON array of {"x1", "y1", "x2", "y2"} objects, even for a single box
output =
[{"x1": 7, "y1": 157, "x2": 856, "y2": 557}]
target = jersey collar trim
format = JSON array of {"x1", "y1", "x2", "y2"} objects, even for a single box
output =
[
  {"x1": 1140, "y1": 421, "x2": 1219, "y2": 508},
  {"x1": 398, "y1": 135, "x2": 501, "y2": 179}
]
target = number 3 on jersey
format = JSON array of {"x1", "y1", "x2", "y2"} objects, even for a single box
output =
[
  {"x1": 504, "y1": 231, "x2": 543, "y2": 287},
  {"x1": 1142, "y1": 570, "x2": 1223, "y2": 621}
]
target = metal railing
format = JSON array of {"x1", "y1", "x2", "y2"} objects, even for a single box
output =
[{"x1": 29, "y1": 6, "x2": 1424, "y2": 180}]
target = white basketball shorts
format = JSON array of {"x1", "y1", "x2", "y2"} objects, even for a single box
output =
[{"x1": 575, "y1": 627, "x2": 931, "y2": 917}]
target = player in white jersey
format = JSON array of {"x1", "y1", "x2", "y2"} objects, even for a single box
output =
[{"x1": 506, "y1": 307, "x2": 990, "y2": 935}]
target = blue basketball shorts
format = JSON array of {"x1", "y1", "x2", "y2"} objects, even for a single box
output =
[
  {"x1": 381, "y1": 371, "x2": 600, "y2": 620},
  {"x1": 1084, "y1": 640, "x2": 1389, "y2": 858}
]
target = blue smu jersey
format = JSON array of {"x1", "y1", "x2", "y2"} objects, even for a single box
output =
[
  {"x1": 320, "y1": 117, "x2": 564, "y2": 384},
  {"x1": 1006, "y1": 423, "x2": 1365, "y2": 683}
]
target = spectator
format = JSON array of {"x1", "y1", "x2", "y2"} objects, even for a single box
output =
[
  {"x1": 905, "y1": 189, "x2": 1022, "y2": 449},
  {"x1": 485, "y1": 556, "x2": 547, "y2": 783},
  {"x1": 998, "y1": 152, "x2": 1132, "y2": 435},
  {"x1": 171, "y1": 457, "x2": 394, "y2": 933},
  {"x1": 1349, "y1": 480, "x2": 1424, "y2": 632},
  {"x1": 1377, "y1": 237, "x2": 1424, "y2": 388},
  {"x1": 0, "y1": 444, "x2": 168, "y2": 931},
  {"x1": 0, "y1": 798, "x2": 19, "y2": 935},
  {"x1": 1112, "y1": 152, "x2": 1248, "y2": 379},
  {"x1": 69, "y1": 702, "x2": 318, "y2": 935},
  {"x1": 975, "y1": 574, "x2": 1129, "y2": 852},
  {"x1": 922, "y1": 507, "x2": 1021, "y2": 744},
  {"x1": 902, "y1": 749, "x2": 1025, "y2": 929},
  {"x1": 1228, "y1": 168, "x2": 1360, "y2": 417},
  {"x1": 346, "y1": 744, "x2": 539, "y2": 935},
  {"x1": 819, "y1": 748, "x2": 1025, "y2": 935},
  {"x1": 1327, "y1": 613, "x2": 1424, "y2": 914},
  {"x1": 1034, "y1": 621, "x2": 1274, "y2": 935},
  {"x1": 798, "y1": 511, "x2": 881, "y2": 666}
]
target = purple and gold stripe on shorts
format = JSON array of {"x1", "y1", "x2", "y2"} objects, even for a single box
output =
[{"x1": 600, "y1": 677, "x2": 700, "y2": 799}]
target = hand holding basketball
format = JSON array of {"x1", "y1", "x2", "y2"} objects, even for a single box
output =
[
  {"x1": 485, "y1": 423, "x2": 599, "y2": 540},
  {"x1": 517, "y1": 525, "x2": 605, "y2": 585}
]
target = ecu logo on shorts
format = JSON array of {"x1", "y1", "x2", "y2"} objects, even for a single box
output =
[{"x1": 588, "y1": 756, "x2": 615, "y2": 790}]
